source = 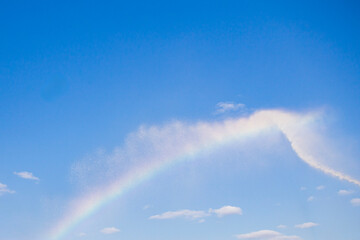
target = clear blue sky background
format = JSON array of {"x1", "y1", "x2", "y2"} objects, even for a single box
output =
[{"x1": 1, "y1": 1, "x2": 360, "y2": 240}]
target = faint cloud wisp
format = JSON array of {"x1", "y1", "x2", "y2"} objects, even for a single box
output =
[
  {"x1": 14, "y1": 171, "x2": 40, "y2": 181},
  {"x1": 236, "y1": 230, "x2": 301, "y2": 240},
  {"x1": 215, "y1": 102, "x2": 246, "y2": 114},
  {"x1": 149, "y1": 209, "x2": 210, "y2": 220},
  {"x1": 350, "y1": 198, "x2": 360, "y2": 206},
  {"x1": 0, "y1": 182, "x2": 15, "y2": 196},
  {"x1": 338, "y1": 189, "x2": 354, "y2": 195},
  {"x1": 100, "y1": 227, "x2": 120, "y2": 234},
  {"x1": 149, "y1": 205, "x2": 242, "y2": 220},
  {"x1": 295, "y1": 222, "x2": 318, "y2": 229}
]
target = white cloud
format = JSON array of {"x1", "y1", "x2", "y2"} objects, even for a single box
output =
[
  {"x1": 295, "y1": 222, "x2": 318, "y2": 229},
  {"x1": 100, "y1": 227, "x2": 120, "y2": 234},
  {"x1": 300, "y1": 187, "x2": 307, "y2": 191},
  {"x1": 350, "y1": 198, "x2": 360, "y2": 206},
  {"x1": 149, "y1": 209, "x2": 210, "y2": 220},
  {"x1": 316, "y1": 185, "x2": 325, "y2": 190},
  {"x1": 215, "y1": 102, "x2": 245, "y2": 114},
  {"x1": 0, "y1": 182, "x2": 15, "y2": 196},
  {"x1": 54, "y1": 109, "x2": 360, "y2": 239},
  {"x1": 307, "y1": 196, "x2": 314, "y2": 202},
  {"x1": 277, "y1": 225, "x2": 287, "y2": 229},
  {"x1": 78, "y1": 232, "x2": 86, "y2": 237},
  {"x1": 338, "y1": 189, "x2": 354, "y2": 195},
  {"x1": 236, "y1": 230, "x2": 301, "y2": 240},
  {"x1": 14, "y1": 171, "x2": 39, "y2": 181},
  {"x1": 149, "y1": 205, "x2": 243, "y2": 221},
  {"x1": 209, "y1": 205, "x2": 242, "y2": 217},
  {"x1": 71, "y1": 109, "x2": 360, "y2": 191}
]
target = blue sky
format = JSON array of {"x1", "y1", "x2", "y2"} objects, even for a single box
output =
[{"x1": 1, "y1": 1, "x2": 360, "y2": 240}]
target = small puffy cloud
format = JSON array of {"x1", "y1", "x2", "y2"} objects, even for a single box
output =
[
  {"x1": 14, "y1": 171, "x2": 39, "y2": 181},
  {"x1": 338, "y1": 189, "x2": 354, "y2": 195},
  {"x1": 236, "y1": 230, "x2": 301, "y2": 240},
  {"x1": 295, "y1": 222, "x2": 318, "y2": 229},
  {"x1": 100, "y1": 227, "x2": 120, "y2": 234},
  {"x1": 198, "y1": 219, "x2": 205, "y2": 223},
  {"x1": 316, "y1": 185, "x2": 325, "y2": 190},
  {"x1": 209, "y1": 205, "x2": 242, "y2": 217},
  {"x1": 350, "y1": 198, "x2": 360, "y2": 206},
  {"x1": 215, "y1": 102, "x2": 245, "y2": 114},
  {"x1": 277, "y1": 225, "x2": 287, "y2": 229},
  {"x1": 307, "y1": 196, "x2": 314, "y2": 202},
  {"x1": 300, "y1": 187, "x2": 307, "y2": 191},
  {"x1": 149, "y1": 209, "x2": 209, "y2": 220},
  {"x1": 0, "y1": 182, "x2": 15, "y2": 196},
  {"x1": 78, "y1": 232, "x2": 86, "y2": 237}
]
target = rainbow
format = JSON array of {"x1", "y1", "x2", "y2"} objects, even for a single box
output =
[{"x1": 49, "y1": 109, "x2": 360, "y2": 239}]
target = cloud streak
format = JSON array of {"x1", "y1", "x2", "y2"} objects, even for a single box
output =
[
  {"x1": 338, "y1": 189, "x2": 354, "y2": 195},
  {"x1": 14, "y1": 171, "x2": 39, "y2": 181},
  {"x1": 0, "y1": 182, "x2": 15, "y2": 196},
  {"x1": 149, "y1": 209, "x2": 210, "y2": 220},
  {"x1": 295, "y1": 222, "x2": 318, "y2": 229},
  {"x1": 50, "y1": 109, "x2": 360, "y2": 240},
  {"x1": 236, "y1": 230, "x2": 301, "y2": 240},
  {"x1": 149, "y1": 205, "x2": 242, "y2": 220},
  {"x1": 100, "y1": 227, "x2": 120, "y2": 234},
  {"x1": 350, "y1": 198, "x2": 360, "y2": 206},
  {"x1": 215, "y1": 102, "x2": 245, "y2": 114}
]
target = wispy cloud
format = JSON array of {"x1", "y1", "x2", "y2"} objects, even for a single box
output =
[
  {"x1": 149, "y1": 205, "x2": 242, "y2": 220},
  {"x1": 338, "y1": 189, "x2": 354, "y2": 195},
  {"x1": 14, "y1": 171, "x2": 39, "y2": 181},
  {"x1": 236, "y1": 230, "x2": 301, "y2": 240},
  {"x1": 209, "y1": 205, "x2": 242, "y2": 217},
  {"x1": 215, "y1": 102, "x2": 245, "y2": 114},
  {"x1": 100, "y1": 227, "x2": 120, "y2": 234},
  {"x1": 71, "y1": 109, "x2": 360, "y2": 190},
  {"x1": 350, "y1": 198, "x2": 360, "y2": 206},
  {"x1": 149, "y1": 209, "x2": 210, "y2": 220},
  {"x1": 300, "y1": 187, "x2": 307, "y2": 191},
  {"x1": 77, "y1": 232, "x2": 86, "y2": 237},
  {"x1": 316, "y1": 185, "x2": 325, "y2": 190},
  {"x1": 276, "y1": 225, "x2": 287, "y2": 229},
  {"x1": 0, "y1": 182, "x2": 15, "y2": 196},
  {"x1": 295, "y1": 222, "x2": 318, "y2": 229},
  {"x1": 53, "y1": 109, "x2": 360, "y2": 239},
  {"x1": 307, "y1": 196, "x2": 315, "y2": 202}
]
